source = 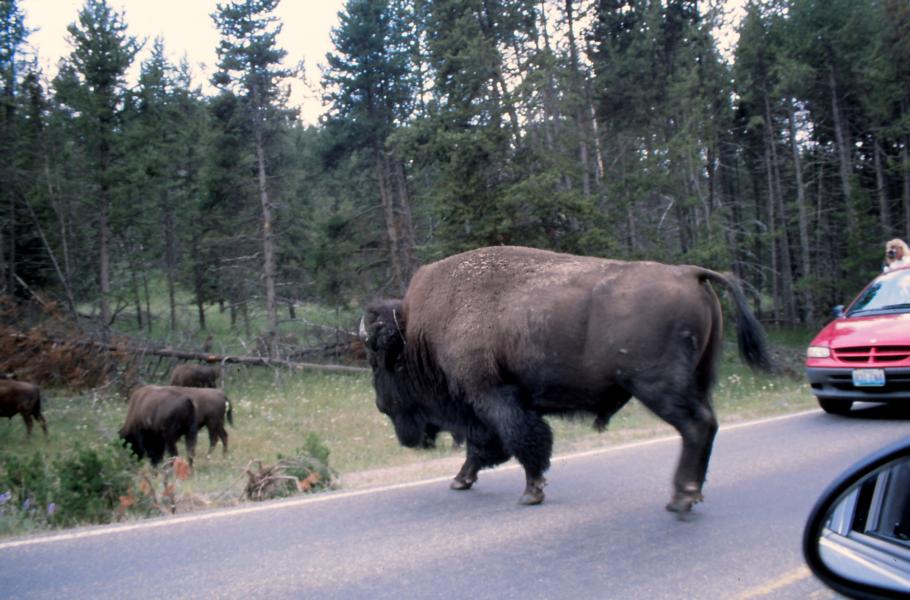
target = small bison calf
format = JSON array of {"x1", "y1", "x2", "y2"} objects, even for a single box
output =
[{"x1": 169, "y1": 364, "x2": 218, "y2": 388}]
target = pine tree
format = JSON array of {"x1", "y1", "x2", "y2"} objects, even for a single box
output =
[
  {"x1": 0, "y1": 0, "x2": 27, "y2": 296},
  {"x1": 212, "y1": 0, "x2": 295, "y2": 356},
  {"x1": 323, "y1": 0, "x2": 418, "y2": 292},
  {"x1": 58, "y1": 0, "x2": 138, "y2": 330}
]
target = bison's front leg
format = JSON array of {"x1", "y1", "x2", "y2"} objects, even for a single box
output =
[
  {"x1": 450, "y1": 459, "x2": 478, "y2": 490},
  {"x1": 450, "y1": 434, "x2": 511, "y2": 491},
  {"x1": 475, "y1": 390, "x2": 553, "y2": 506}
]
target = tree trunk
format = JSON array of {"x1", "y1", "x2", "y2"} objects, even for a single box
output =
[
  {"x1": 829, "y1": 66, "x2": 856, "y2": 225},
  {"x1": 198, "y1": 299, "x2": 207, "y2": 331},
  {"x1": 565, "y1": 0, "x2": 591, "y2": 197},
  {"x1": 241, "y1": 300, "x2": 251, "y2": 340},
  {"x1": 376, "y1": 149, "x2": 412, "y2": 293},
  {"x1": 719, "y1": 139, "x2": 744, "y2": 280},
  {"x1": 129, "y1": 262, "x2": 143, "y2": 330},
  {"x1": 21, "y1": 194, "x2": 76, "y2": 314},
  {"x1": 787, "y1": 101, "x2": 813, "y2": 322},
  {"x1": 904, "y1": 132, "x2": 910, "y2": 239},
  {"x1": 162, "y1": 190, "x2": 178, "y2": 333},
  {"x1": 0, "y1": 212, "x2": 5, "y2": 295},
  {"x1": 762, "y1": 120, "x2": 780, "y2": 324},
  {"x1": 6, "y1": 194, "x2": 14, "y2": 296},
  {"x1": 873, "y1": 134, "x2": 891, "y2": 237},
  {"x1": 537, "y1": 1, "x2": 569, "y2": 191},
  {"x1": 478, "y1": 0, "x2": 520, "y2": 144},
  {"x1": 142, "y1": 269, "x2": 152, "y2": 335},
  {"x1": 99, "y1": 187, "x2": 112, "y2": 330},
  {"x1": 255, "y1": 130, "x2": 278, "y2": 358},
  {"x1": 764, "y1": 89, "x2": 796, "y2": 323},
  {"x1": 392, "y1": 155, "x2": 417, "y2": 278},
  {"x1": 190, "y1": 232, "x2": 207, "y2": 330},
  {"x1": 46, "y1": 158, "x2": 74, "y2": 296}
]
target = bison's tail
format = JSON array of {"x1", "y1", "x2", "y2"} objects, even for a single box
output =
[
  {"x1": 694, "y1": 268, "x2": 774, "y2": 372},
  {"x1": 34, "y1": 389, "x2": 49, "y2": 437}
]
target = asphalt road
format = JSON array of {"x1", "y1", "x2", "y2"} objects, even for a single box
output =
[{"x1": 2, "y1": 406, "x2": 908, "y2": 600}]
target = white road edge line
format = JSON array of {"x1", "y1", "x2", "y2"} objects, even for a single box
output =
[{"x1": 0, "y1": 409, "x2": 819, "y2": 551}]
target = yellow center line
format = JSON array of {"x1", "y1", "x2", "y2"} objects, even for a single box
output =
[{"x1": 735, "y1": 566, "x2": 813, "y2": 599}]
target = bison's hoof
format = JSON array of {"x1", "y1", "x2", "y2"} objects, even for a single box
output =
[
  {"x1": 665, "y1": 487, "x2": 704, "y2": 514},
  {"x1": 450, "y1": 477, "x2": 475, "y2": 491},
  {"x1": 518, "y1": 478, "x2": 546, "y2": 506}
]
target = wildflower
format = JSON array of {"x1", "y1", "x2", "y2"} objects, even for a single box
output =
[
  {"x1": 22, "y1": 498, "x2": 30, "y2": 511},
  {"x1": 0, "y1": 491, "x2": 10, "y2": 506},
  {"x1": 47, "y1": 502, "x2": 57, "y2": 517}
]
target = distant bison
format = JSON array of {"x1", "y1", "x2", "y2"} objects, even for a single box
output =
[
  {"x1": 0, "y1": 380, "x2": 48, "y2": 438},
  {"x1": 169, "y1": 364, "x2": 218, "y2": 388},
  {"x1": 361, "y1": 246, "x2": 772, "y2": 512},
  {"x1": 166, "y1": 386, "x2": 233, "y2": 454},
  {"x1": 120, "y1": 385, "x2": 198, "y2": 466}
]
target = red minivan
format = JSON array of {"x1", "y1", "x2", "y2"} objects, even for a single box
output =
[{"x1": 805, "y1": 266, "x2": 910, "y2": 414}]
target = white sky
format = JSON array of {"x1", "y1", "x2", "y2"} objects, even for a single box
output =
[
  {"x1": 19, "y1": 1, "x2": 745, "y2": 126},
  {"x1": 20, "y1": 0, "x2": 346, "y2": 124}
]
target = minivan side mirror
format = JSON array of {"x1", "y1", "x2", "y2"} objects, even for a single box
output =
[
  {"x1": 803, "y1": 437, "x2": 910, "y2": 599},
  {"x1": 831, "y1": 305, "x2": 845, "y2": 318}
]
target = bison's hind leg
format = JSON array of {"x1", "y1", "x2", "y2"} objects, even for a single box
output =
[
  {"x1": 218, "y1": 426, "x2": 228, "y2": 454},
  {"x1": 631, "y1": 376, "x2": 718, "y2": 514},
  {"x1": 21, "y1": 413, "x2": 34, "y2": 437},
  {"x1": 207, "y1": 424, "x2": 219, "y2": 454}
]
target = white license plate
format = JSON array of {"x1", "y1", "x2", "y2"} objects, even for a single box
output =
[{"x1": 852, "y1": 369, "x2": 885, "y2": 387}]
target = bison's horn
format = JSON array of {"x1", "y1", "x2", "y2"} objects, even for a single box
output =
[{"x1": 359, "y1": 315, "x2": 369, "y2": 342}]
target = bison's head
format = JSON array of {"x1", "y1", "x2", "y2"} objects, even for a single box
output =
[
  {"x1": 360, "y1": 300, "x2": 439, "y2": 450},
  {"x1": 119, "y1": 428, "x2": 145, "y2": 460}
]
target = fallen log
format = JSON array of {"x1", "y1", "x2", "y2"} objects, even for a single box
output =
[{"x1": 7, "y1": 332, "x2": 369, "y2": 374}]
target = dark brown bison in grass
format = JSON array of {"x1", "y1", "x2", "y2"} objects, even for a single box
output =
[
  {"x1": 0, "y1": 380, "x2": 48, "y2": 438},
  {"x1": 169, "y1": 364, "x2": 218, "y2": 388},
  {"x1": 360, "y1": 246, "x2": 773, "y2": 513},
  {"x1": 166, "y1": 386, "x2": 233, "y2": 454},
  {"x1": 120, "y1": 385, "x2": 198, "y2": 466}
]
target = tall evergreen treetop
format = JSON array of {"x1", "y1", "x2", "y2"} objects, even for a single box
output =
[
  {"x1": 1, "y1": 0, "x2": 28, "y2": 102},
  {"x1": 212, "y1": 0, "x2": 292, "y2": 113},
  {"x1": 65, "y1": 0, "x2": 139, "y2": 113}
]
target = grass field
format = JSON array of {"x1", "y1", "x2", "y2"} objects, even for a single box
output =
[
  {"x1": 0, "y1": 302, "x2": 819, "y2": 537},
  {"x1": 1, "y1": 331, "x2": 815, "y2": 506}
]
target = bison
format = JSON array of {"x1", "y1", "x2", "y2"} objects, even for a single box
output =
[
  {"x1": 0, "y1": 380, "x2": 48, "y2": 438},
  {"x1": 166, "y1": 386, "x2": 233, "y2": 454},
  {"x1": 169, "y1": 364, "x2": 218, "y2": 388},
  {"x1": 120, "y1": 385, "x2": 198, "y2": 466},
  {"x1": 360, "y1": 246, "x2": 772, "y2": 512}
]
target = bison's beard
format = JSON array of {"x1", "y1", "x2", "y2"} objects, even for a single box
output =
[{"x1": 392, "y1": 413, "x2": 440, "y2": 449}]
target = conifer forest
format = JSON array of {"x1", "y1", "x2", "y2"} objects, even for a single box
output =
[{"x1": 2, "y1": 0, "x2": 909, "y2": 355}]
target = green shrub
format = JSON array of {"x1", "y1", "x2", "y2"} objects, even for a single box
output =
[
  {"x1": 0, "y1": 451, "x2": 56, "y2": 531},
  {"x1": 0, "y1": 441, "x2": 147, "y2": 532},
  {"x1": 52, "y1": 442, "x2": 136, "y2": 526}
]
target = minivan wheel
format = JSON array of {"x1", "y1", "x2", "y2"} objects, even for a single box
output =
[{"x1": 818, "y1": 397, "x2": 852, "y2": 415}]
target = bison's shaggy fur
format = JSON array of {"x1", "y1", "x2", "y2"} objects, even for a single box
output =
[
  {"x1": 120, "y1": 385, "x2": 198, "y2": 466},
  {"x1": 169, "y1": 364, "x2": 218, "y2": 388},
  {"x1": 362, "y1": 246, "x2": 772, "y2": 512},
  {"x1": 0, "y1": 380, "x2": 48, "y2": 438}
]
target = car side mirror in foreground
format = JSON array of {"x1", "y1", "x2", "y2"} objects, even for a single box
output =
[
  {"x1": 803, "y1": 437, "x2": 910, "y2": 599},
  {"x1": 831, "y1": 305, "x2": 845, "y2": 318}
]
